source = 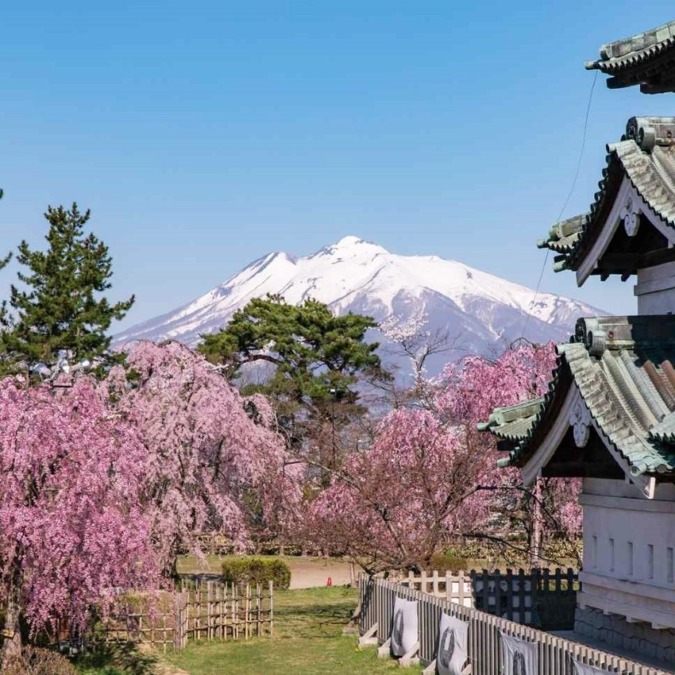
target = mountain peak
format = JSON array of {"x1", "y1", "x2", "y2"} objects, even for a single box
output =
[
  {"x1": 115, "y1": 236, "x2": 603, "y2": 374},
  {"x1": 336, "y1": 235, "x2": 368, "y2": 247},
  {"x1": 312, "y1": 235, "x2": 387, "y2": 260}
]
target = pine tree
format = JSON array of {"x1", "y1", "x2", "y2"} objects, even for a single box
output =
[
  {"x1": 2, "y1": 203, "x2": 134, "y2": 366},
  {"x1": 199, "y1": 295, "x2": 390, "y2": 467}
]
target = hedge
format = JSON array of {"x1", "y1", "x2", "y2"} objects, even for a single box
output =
[{"x1": 221, "y1": 557, "x2": 291, "y2": 590}]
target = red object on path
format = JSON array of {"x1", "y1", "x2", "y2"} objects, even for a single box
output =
[{"x1": 326, "y1": 577, "x2": 333, "y2": 587}]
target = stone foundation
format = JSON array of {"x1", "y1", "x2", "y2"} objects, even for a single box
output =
[{"x1": 574, "y1": 607, "x2": 675, "y2": 665}]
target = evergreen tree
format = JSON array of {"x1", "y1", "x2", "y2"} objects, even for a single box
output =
[
  {"x1": 199, "y1": 295, "x2": 390, "y2": 466},
  {"x1": 2, "y1": 203, "x2": 134, "y2": 366},
  {"x1": 199, "y1": 294, "x2": 385, "y2": 403}
]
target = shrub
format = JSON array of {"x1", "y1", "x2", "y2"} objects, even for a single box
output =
[
  {"x1": 221, "y1": 557, "x2": 291, "y2": 589},
  {"x1": 3, "y1": 646, "x2": 77, "y2": 675},
  {"x1": 427, "y1": 552, "x2": 469, "y2": 573}
]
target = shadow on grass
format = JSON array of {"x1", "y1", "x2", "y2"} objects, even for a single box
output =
[
  {"x1": 275, "y1": 601, "x2": 355, "y2": 639},
  {"x1": 74, "y1": 641, "x2": 157, "y2": 675}
]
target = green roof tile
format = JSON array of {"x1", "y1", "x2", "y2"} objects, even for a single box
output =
[
  {"x1": 537, "y1": 118, "x2": 675, "y2": 277},
  {"x1": 480, "y1": 316, "x2": 675, "y2": 477},
  {"x1": 586, "y1": 19, "x2": 675, "y2": 93}
]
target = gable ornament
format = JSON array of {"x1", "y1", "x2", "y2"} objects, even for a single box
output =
[
  {"x1": 620, "y1": 193, "x2": 641, "y2": 237},
  {"x1": 569, "y1": 400, "x2": 591, "y2": 448}
]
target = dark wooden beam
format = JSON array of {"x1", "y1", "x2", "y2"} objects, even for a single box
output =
[
  {"x1": 542, "y1": 462, "x2": 624, "y2": 479},
  {"x1": 594, "y1": 247, "x2": 675, "y2": 276}
]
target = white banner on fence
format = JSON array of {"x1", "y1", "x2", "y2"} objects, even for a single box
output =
[
  {"x1": 390, "y1": 596, "x2": 418, "y2": 657},
  {"x1": 573, "y1": 659, "x2": 613, "y2": 675},
  {"x1": 500, "y1": 631, "x2": 538, "y2": 675},
  {"x1": 436, "y1": 613, "x2": 469, "y2": 675}
]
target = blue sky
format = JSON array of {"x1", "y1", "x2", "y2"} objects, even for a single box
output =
[{"x1": 2, "y1": 1, "x2": 675, "y2": 331}]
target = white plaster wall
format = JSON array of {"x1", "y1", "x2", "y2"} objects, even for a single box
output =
[
  {"x1": 583, "y1": 477, "x2": 675, "y2": 500},
  {"x1": 635, "y1": 260, "x2": 675, "y2": 315},
  {"x1": 582, "y1": 500, "x2": 675, "y2": 585},
  {"x1": 638, "y1": 290, "x2": 675, "y2": 314},
  {"x1": 579, "y1": 479, "x2": 675, "y2": 627}
]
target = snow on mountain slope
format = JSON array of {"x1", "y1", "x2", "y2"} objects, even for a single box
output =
[{"x1": 115, "y1": 236, "x2": 603, "y2": 374}]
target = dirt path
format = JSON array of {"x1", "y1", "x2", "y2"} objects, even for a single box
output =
[
  {"x1": 177, "y1": 554, "x2": 356, "y2": 589},
  {"x1": 286, "y1": 557, "x2": 354, "y2": 589}
]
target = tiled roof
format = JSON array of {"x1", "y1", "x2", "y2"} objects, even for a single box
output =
[
  {"x1": 482, "y1": 397, "x2": 545, "y2": 443},
  {"x1": 537, "y1": 215, "x2": 583, "y2": 264},
  {"x1": 586, "y1": 20, "x2": 675, "y2": 93},
  {"x1": 479, "y1": 316, "x2": 675, "y2": 477},
  {"x1": 537, "y1": 117, "x2": 675, "y2": 276}
]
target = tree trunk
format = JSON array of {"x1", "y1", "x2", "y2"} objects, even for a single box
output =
[
  {"x1": 1, "y1": 585, "x2": 23, "y2": 670},
  {"x1": 530, "y1": 479, "x2": 542, "y2": 569},
  {"x1": 342, "y1": 596, "x2": 361, "y2": 635}
]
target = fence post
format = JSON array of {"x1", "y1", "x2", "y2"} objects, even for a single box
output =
[{"x1": 269, "y1": 579, "x2": 274, "y2": 637}]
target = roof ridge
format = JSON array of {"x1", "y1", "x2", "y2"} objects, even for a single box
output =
[{"x1": 597, "y1": 20, "x2": 675, "y2": 61}]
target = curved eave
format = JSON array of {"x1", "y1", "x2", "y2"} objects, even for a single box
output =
[
  {"x1": 586, "y1": 20, "x2": 675, "y2": 93},
  {"x1": 480, "y1": 353, "x2": 572, "y2": 469},
  {"x1": 537, "y1": 214, "x2": 585, "y2": 266},
  {"x1": 500, "y1": 353, "x2": 574, "y2": 470},
  {"x1": 481, "y1": 317, "x2": 675, "y2": 487},
  {"x1": 539, "y1": 139, "x2": 675, "y2": 282}
]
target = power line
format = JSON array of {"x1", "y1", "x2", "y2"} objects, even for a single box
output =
[{"x1": 521, "y1": 71, "x2": 598, "y2": 340}]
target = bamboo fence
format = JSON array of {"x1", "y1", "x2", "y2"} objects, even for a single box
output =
[{"x1": 98, "y1": 580, "x2": 273, "y2": 651}]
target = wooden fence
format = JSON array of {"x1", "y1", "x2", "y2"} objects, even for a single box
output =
[
  {"x1": 99, "y1": 591, "x2": 184, "y2": 652},
  {"x1": 178, "y1": 579, "x2": 273, "y2": 644},
  {"x1": 399, "y1": 567, "x2": 578, "y2": 629},
  {"x1": 98, "y1": 580, "x2": 273, "y2": 651},
  {"x1": 359, "y1": 576, "x2": 673, "y2": 675}
]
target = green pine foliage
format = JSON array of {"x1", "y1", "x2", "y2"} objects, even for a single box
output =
[
  {"x1": 1, "y1": 203, "x2": 134, "y2": 368},
  {"x1": 199, "y1": 294, "x2": 386, "y2": 406},
  {"x1": 198, "y1": 295, "x2": 390, "y2": 457},
  {"x1": 199, "y1": 295, "x2": 391, "y2": 470}
]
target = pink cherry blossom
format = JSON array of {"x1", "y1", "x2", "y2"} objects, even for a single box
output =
[
  {"x1": 108, "y1": 341, "x2": 298, "y2": 572},
  {"x1": 303, "y1": 341, "x2": 581, "y2": 574},
  {"x1": 0, "y1": 376, "x2": 159, "y2": 665}
]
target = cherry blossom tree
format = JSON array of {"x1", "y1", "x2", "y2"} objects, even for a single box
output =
[
  {"x1": 107, "y1": 341, "x2": 297, "y2": 573},
  {"x1": 0, "y1": 340, "x2": 298, "y2": 667},
  {"x1": 302, "y1": 340, "x2": 582, "y2": 574},
  {"x1": 435, "y1": 340, "x2": 582, "y2": 565},
  {"x1": 379, "y1": 310, "x2": 464, "y2": 408},
  {"x1": 0, "y1": 377, "x2": 158, "y2": 669},
  {"x1": 306, "y1": 407, "x2": 493, "y2": 574}
]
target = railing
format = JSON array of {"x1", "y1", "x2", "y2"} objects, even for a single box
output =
[
  {"x1": 359, "y1": 576, "x2": 673, "y2": 674},
  {"x1": 399, "y1": 567, "x2": 578, "y2": 629}
]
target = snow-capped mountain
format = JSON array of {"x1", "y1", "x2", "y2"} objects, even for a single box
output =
[{"x1": 115, "y1": 236, "x2": 602, "y2": 375}]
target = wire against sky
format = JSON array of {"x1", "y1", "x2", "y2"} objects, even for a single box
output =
[{"x1": 521, "y1": 70, "x2": 598, "y2": 341}]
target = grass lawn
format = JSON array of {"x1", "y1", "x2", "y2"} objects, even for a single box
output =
[
  {"x1": 163, "y1": 586, "x2": 421, "y2": 675},
  {"x1": 74, "y1": 587, "x2": 419, "y2": 674}
]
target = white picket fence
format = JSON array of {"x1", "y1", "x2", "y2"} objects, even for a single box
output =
[
  {"x1": 398, "y1": 568, "x2": 577, "y2": 628},
  {"x1": 359, "y1": 575, "x2": 673, "y2": 674}
]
